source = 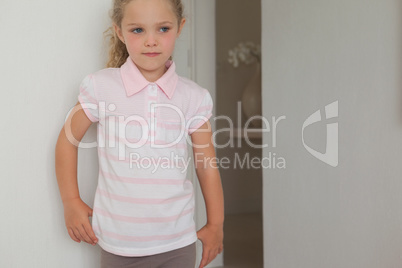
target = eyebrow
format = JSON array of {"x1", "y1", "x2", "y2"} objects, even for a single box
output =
[{"x1": 127, "y1": 21, "x2": 174, "y2": 26}]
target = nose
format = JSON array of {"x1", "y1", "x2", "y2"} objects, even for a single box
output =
[{"x1": 145, "y1": 33, "x2": 158, "y2": 47}]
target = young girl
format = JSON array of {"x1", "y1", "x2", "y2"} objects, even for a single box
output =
[{"x1": 55, "y1": 0, "x2": 224, "y2": 267}]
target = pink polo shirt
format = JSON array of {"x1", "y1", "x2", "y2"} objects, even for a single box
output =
[{"x1": 77, "y1": 56, "x2": 213, "y2": 256}]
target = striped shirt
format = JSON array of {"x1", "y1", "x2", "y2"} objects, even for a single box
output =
[{"x1": 78, "y1": 56, "x2": 213, "y2": 256}]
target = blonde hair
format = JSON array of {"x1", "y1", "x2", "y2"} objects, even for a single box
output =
[{"x1": 104, "y1": 0, "x2": 185, "y2": 68}]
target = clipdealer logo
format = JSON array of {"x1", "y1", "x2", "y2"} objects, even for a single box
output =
[
  {"x1": 302, "y1": 101, "x2": 339, "y2": 167},
  {"x1": 65, "y1": 100, "x2": 339, "y2": 169}
]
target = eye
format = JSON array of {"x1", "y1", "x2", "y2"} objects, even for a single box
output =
[
  {"x1": 160, "y1": 27, "x2": 170, "y2": 33},
  {"x1": 132, "y1": 28, "x2": 143, "y2": 34}
]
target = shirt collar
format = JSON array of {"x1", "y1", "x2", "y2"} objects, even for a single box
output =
[{"x1": 120, "y1": 56, "x2": 178, "y2": 99}]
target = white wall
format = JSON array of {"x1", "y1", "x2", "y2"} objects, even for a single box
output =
[
  {"x1": 0, "y1": 1, "x2": 111, "y2": 267},
  {"x1": 262, "y1": 0, "x2": 402, "y2": 267}
]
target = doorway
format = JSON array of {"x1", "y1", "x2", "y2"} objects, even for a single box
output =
[{"x1": 215, "y1": 0, "x2": 263, "y2": 267}]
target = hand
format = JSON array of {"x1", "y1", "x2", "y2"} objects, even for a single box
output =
[
  {"x1": 63, "y1": 198, "x2": 98, "y2": 245},
  {"x1": 196, "y1": 223, "x2": 224, "y2": 268}
]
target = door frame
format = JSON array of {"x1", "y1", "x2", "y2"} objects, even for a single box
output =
[{"x1": 191, "y1": 0, "x2": 222, "y2": 267}]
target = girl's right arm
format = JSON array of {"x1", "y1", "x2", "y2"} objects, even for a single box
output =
[{"x1": 55, "y1": 101, "x2": 98, "y2": 246}]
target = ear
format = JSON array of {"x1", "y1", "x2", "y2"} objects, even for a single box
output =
[
  {"x1": 176, "y1": 18, "x2": 186, "y2": 38},
  {"x1": 113, "y1": 23, "x2": 125, "y2": 43}
]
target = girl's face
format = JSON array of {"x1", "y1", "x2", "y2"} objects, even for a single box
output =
[{"x1": 114, "y1": 0, "x2": 185, "y2": 81}]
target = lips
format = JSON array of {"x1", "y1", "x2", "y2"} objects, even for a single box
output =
[{"x1": 144, "y1": 52, "x2": 161, "y2": 57}]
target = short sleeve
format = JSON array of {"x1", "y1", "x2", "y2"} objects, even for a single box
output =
[
  {"x1": 188, "y1": 90, "x2": 213, "y2": 134},
  {"x1": 77, "y1": 74, "x2": 99, "y2": 123}
]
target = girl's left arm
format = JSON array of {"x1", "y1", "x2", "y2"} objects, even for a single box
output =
[{"x1": 191, "y1": 121, "x2": 224, "y2": 268}]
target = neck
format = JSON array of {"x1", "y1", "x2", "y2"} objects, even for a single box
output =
[{"x1": 141, "y1": 66, "x2": 168, "y2": 82}]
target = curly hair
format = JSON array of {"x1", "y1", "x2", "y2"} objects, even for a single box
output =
[{"x1": 104, "y1": 0, "x2": 185, "y2": 68}]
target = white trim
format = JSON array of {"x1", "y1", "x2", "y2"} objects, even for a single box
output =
[
  {"x1": 189, "y1": 0, "x2": 196, "y2": 80},
  {"x1": 191, "y1": 1, "x2": 222, "y2": 267}
]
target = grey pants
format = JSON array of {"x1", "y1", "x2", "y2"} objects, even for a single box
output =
[{"x1": 100, "y1": 242, "x2": 196, "y2": 268}]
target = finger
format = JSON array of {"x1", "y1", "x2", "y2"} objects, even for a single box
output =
[
  {"x1": 83, "y1": 223, "x2": 98, "y2": 245},
  {"x1": 74, "y1": 227, "x2": 86, "y2": 243},
  {"x1": 78, "y1": 225, "x2": 94, "y2": 244},
  {"x1": 71, "y1": 228, "x2": 82, "y2": 243},
  {"x1": 210, "y1": 249, "x2": 219, "y2": 261},
  {"x1": 199, "y1": 249, "x2": 210, "y2": 268},
  {"x1": 67, "y1": 228, "x2": 80, "y2": 243},
  {"x1": 205, "y1": 250, "x2": 217, "y2": 267}
]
